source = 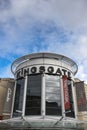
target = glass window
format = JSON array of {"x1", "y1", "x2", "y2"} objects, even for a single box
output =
[
  {"x1": 75, "y1": 81, "x2": 87, "y2": 112},
  {"x1": 45, "y1": 75, "x2": 62, "y2": 115},
  {"x1": 13, "y1": 78, "x2": 25, "y2": 117},
  {"x1": 25, "y1": 75, "x2": 41, "y2": 115},
  {"x1": 66, "y1": 79, "x2": 75, "y2": 117}
]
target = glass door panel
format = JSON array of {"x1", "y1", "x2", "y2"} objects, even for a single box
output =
[
  {"x1": 45, "y1": 75, "x2": 62, "y2": 116},
  {"x1": 25, "y1": 74, "x2": 41, "y2": 115}
]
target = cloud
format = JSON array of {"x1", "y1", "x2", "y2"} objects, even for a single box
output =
[
  {"x1": 0, "y1": 64, "x2": 14, "y2": 78},
  {"x1": 1, "y1": 0, "x2": 87, "y2": 34},
  {"x1": 0, "y1": 0, "x2": 87, "y2": 82}
]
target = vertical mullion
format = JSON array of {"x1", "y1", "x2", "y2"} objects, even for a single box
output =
[
  {"x1": 71, "y1": 80, "x2": 77, "y2": 119},
  {"x1": 11, "y1": 80, "x2": 17, "y2": 118},
  {"x1": 41, "y1": 73, "x2": 45, "y2": 116},
  {"x1": 22, "y1": 76, "x2": 28, "y2": 117},
  {"x1": 60, "y1": 76, "x2": 65, "y2": 117}
]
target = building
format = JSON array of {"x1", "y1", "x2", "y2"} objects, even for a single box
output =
[
  {"x1": 74, "y1": 78, "x2": 87, "y2": 121},
  {"x1": 0, "y1": 52, "x2": 85, "y2": 129},
  {"x1": 0, "y1": 78, "x2": 15, "y2": 120}
]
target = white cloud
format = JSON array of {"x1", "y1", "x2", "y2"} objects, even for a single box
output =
[
  {"x1": 0, "y1": 0, "x2": 87, "y2": 82},
  {"x1": 76, "y1": 63, "x2": 87, "y2": 83},
  {"x1": 0, "y1": 65, "x2": 14, "y2": 78},
  {"x1": 0, "y1": 0, "x2": 87, "y2": 30}
]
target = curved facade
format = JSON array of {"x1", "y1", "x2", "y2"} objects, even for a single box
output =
[{"x1": 10, "y1": 52, "x2": 81, "y2": 129}]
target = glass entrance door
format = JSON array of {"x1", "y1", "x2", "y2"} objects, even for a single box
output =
[{"x1": 25, "y1": 74, "x2": 62, "y2": 116}]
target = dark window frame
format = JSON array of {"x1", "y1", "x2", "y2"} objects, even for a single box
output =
[
  {"x1": 13, "y1": 77, "x2": 25, "y2": 117},
  {"x1": 25, "y1": 74, "x2": 42, "y2": 115}
]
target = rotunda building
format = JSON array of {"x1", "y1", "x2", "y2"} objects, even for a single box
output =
[{"x1": 10, "y1": 52, "x2": 80, "y2": 129}]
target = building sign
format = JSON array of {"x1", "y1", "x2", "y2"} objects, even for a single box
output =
[
  {"x1": 3, "y1": 82, "x2": 14, "y2": 113},
  {"x1": 6, "y1": 88, "x2": 12, "y2": 102},
  {"x1": 16, "y1": 65, "x2": 72, "y2": 79},
  {"x1": 62, "y1": 76, "x2": 70, "y2": 110}
]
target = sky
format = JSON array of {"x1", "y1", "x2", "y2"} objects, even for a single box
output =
[{"x1": 0, "y1": 0, "x2": 87, "y2": 82}]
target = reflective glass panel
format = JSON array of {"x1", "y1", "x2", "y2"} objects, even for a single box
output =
[
  {"x1": 45, "y1": 75, "x2": 62, "y2": 115},
  {"x1": 66, "y1": 79, "x2": 75, "y2": 117},
  {"x1": 13, "y1": 78, "x2": 25, "y2": 117},
  {"x1": 25, "y1": 75, "x2": 41, "y2": 115}
]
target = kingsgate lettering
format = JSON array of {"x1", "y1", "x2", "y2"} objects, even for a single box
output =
[{"x1": 16, "y1": 65, "x2": 72, "y2": 79}]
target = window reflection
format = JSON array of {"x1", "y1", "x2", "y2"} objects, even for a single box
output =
[
  {"x1": 13, "y1": 78, "x2": 25, "y2": 117},
  {"x1": 25, "y1": 75, "x2": 41, "y2": 115},
  {"x1": 66, "y1": 79, "x2": 75, "y2": 117},
  {"x1": 45, "y1": 75, "x2": 62, "y2": 115}
]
